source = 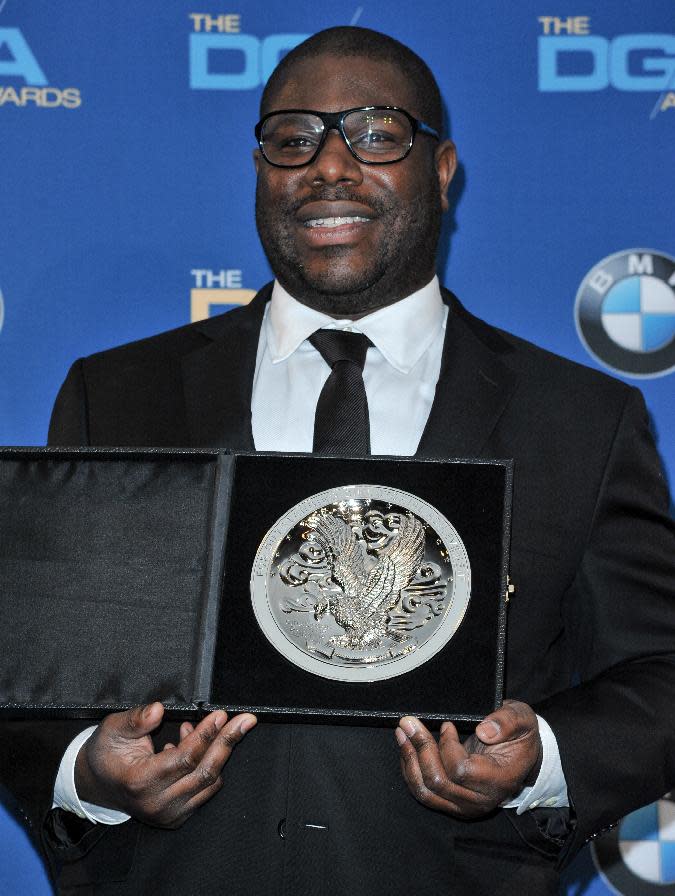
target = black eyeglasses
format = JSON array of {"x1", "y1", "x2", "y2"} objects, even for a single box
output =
[{"x1": 255, "y1": 106, "x2": 440, "y2": 168}]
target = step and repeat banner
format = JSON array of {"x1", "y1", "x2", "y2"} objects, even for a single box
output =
[{"x1": 0, "y1": 1, "x2": 673, "y2": 893}]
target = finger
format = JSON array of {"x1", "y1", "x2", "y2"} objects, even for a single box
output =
[
  {"x1": 180, "y1": 722, "x2": 194, "y2": 741},
  {"x1": 140, "y1": 770, "x2": 226, "y2": 830},
  {"x1": 154, "y1": 715, "x2": 255, "y2": 824},
  {"x1": 437, "y1": 721, "x2": 475, "y2": 776},
  {"x1": 399, "y1": 717, "x2": 453, "y2": 787},
  {"x1": 396, "y1": 725, "x2": 466, "y2": 814},
  {"x1": 154, "y1": 710, "x2": 230, "y2": 785},
  {"x1": 105, "y1": 702, "x2": 165, "y2": 742},
  {"x1": 165, "y1": 713, "x2": 257, "y2": 799},
  {"x1": 160, "y1": 722, "x2": 194, "y2": 753},
  {"x1": 408, "y1": 725, "x2": 452, "y2": 795},
  {"x1": 396, "y1": 726, "x2": 453, "y2": 811},
  {"x1": 475, "y1": 701, "x2": 537, "y2": 745},
  {"x1": 402, "y1": 717, "x2": 467, "y2": 767},
  {"x1": 191, "y1": 714, "x2": 257, "y2": 786},
  {"x1": 401, "y1": 717, "x2": 479, "y2": 797},
  {"x1": 176, "y1": 774, "x2": 225, "y2": 821}
]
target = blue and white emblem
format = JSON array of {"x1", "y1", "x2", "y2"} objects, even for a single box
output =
[
  {"x1": 575, "y1": 250, "x2": 675, "y2": 378},
  {"x1": 593, "y1": 794, "x2": 675, "y2": 894}
]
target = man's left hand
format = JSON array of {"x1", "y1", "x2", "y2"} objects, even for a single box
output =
[{"x1": 396, "y1": 700, "x2": 542, "y2": 817}]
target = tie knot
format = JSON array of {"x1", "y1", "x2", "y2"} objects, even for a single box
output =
[{"x1": 309, "y1": 329, "x2": 372, "y2": 370}]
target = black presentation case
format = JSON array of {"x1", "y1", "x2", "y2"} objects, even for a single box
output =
[{"x1": 0, "y1": 447, "x2": 511, "y2": 727}]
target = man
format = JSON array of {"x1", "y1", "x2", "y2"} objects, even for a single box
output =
[{"x1": 38, "y1": 25, "x2": 675, "y2": 895}]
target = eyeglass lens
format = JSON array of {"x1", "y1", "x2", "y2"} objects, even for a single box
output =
[{"x1": 260, "y1": 109, "x2": 414, "y2": 165}]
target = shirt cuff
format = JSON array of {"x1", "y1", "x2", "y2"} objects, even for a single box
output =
[
  {"x1": 52, "y1": 726, "x2": 131, "y2": 825},
  {"x1": 501, "y1": 714, "x2": 569, "y2": 814}
]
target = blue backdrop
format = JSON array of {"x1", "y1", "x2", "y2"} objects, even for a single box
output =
[{"x1": 1, "y1": 2, "x2": 673, "y2": 893}]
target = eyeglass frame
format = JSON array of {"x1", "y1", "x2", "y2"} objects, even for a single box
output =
[{"x1": 254, "y1": 105, "x2": 440, "y2": 168}]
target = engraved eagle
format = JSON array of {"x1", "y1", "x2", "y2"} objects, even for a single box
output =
[{"x1": 308, "y1": 511, "x2": 425, "y2": 649}]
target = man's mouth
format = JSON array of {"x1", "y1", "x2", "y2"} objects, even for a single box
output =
[
  {"x1": 295, "y1": 201, "x2": 375, "y2": 246},
  {"x1": 303, "y1": 216, "x2": 371, "y2": 228}
]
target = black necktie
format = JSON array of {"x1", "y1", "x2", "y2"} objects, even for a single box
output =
[{"x1": 309, "y1": 329, "x2": 372, "y2": 456}]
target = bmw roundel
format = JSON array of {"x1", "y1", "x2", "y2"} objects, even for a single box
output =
[
  {"x1": 575, "y1": 250, "x2": 675, "y2": 378},
  {"x1": 593, "y1": 794, "x2": 675, "y2": 895}
]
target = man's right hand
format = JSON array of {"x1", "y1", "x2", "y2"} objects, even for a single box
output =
[{"x1": 75, "y1": 703, "x2": 256, "y2": 828}]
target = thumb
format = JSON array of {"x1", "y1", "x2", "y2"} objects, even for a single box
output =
[
  {"x1": 475, "y1": 701, "x2": 536, "y2": 745},
  {"x1": 475, "y1": 716, "x2": 502, "y2": 744},
  {"x1": 115, "y1": 702, "x2": 165, "y2": 740}
]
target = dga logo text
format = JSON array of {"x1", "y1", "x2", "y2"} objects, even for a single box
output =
[
  {"x1": 0, "y1": 27, "x2": 81, "y2": 108},
  {"x1": 188, "y1": 12, "x2": 308, "y2": 90},
  {"x1": 190, "y1": 268, "x2": 255, "y2": 321},
  {"x1": 537, "y1": 16, "x2": 675, "y2": 115}
]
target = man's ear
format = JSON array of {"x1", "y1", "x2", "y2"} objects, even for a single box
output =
[
  {"x1": 435, "y1": 140, "x2": 457, "y2": 213},
  {"x1": 253, "y1": 148, "x2": 261, "y2": 174}
]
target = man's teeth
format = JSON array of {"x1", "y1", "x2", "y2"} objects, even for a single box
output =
[{"x1": 304, "y1": 216, "x2": 370, "y2": 228}]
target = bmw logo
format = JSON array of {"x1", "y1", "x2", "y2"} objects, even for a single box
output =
[
  {"x1": 575, "y1": 249, "x2": 675, "y2": 378},
  {"x1": 593, "y1": 794, "x2": 675, "y2": 894}
]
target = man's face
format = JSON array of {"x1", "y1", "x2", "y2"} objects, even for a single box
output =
[{"x1": 254, "y1": 53, "x2": 456, "y2": 317}]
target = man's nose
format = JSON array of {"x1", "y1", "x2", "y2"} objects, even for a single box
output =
[{"x1": 303, "y1": 129, "x2": 363, "y2": 186}]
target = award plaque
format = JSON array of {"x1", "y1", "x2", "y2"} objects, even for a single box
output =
[
  {"x1": 251, "y1": 485, "x2": 471, "y2": 682},
  {"x1": 0, "y1": 449, "x2": 510, "y2": 726}
]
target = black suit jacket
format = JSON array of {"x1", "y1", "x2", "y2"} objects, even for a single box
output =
[{"x1": 30, "y1": 285, "x2": 675, "y2": 894}]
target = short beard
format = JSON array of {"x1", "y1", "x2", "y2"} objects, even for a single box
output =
[{"x1": 255, "y1": 178, "x2": 442, "y2": 318}]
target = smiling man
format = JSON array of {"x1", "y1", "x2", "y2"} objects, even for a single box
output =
[
  {"x1": 39, "y1": 25, "x2": 675, "y2": 896},
  {"x1": 253, "y1": 52, "x2": 453, "y2": 314}
]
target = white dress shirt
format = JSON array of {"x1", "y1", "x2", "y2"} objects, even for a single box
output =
[
  {"x1": 54, "y1": 275, "x2": 568, "y2": 822},
  {"x1": 251, "y1": 277, "x2": 447, "y2": 455}
]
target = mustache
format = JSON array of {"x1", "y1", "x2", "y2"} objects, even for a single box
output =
[{"x1": 289, "y1": 187, "x2": 388, "y2": 216}]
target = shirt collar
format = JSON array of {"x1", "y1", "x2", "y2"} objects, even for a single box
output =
[{"x1": 266, "y1": 276, "x2": 445, "y2": 374}]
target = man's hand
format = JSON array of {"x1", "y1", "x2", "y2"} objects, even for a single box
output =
[
  {"x1": 75, "y1": 702, "x2": 257, "y2": 828},
  {"x1": 395, "y1": 700, "x2": 542, "y2": 817}
]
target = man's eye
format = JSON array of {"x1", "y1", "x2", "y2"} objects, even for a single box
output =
[
  {"x1": 287, "y1": 135, "x2": 318, "y2": 147},
  {"x1": 273, "y1": 133, "x2": 320, "y2": 153},
  {"x1": 352, "y1": 130, "x2": 398, "y2": 148}
]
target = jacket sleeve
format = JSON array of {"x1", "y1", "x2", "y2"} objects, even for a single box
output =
[
  {"x1": 48, "y1": 359, "x2": 90, "y2": 447},
  {"x1": 536, "y1": 386, "x2": 675, "y2": 863}
]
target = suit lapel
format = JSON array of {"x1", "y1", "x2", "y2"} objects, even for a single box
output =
[
  {"x1": 416, "y1": 290, "x2": 519, "y2": 459},
  {"x1": 181, "y1": 282, "x2": 518, "y2": 457},
  {"x1": 181, "y1": 284, "x2": 271, "y2": 449}
]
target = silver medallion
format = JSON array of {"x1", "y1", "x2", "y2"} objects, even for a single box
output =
[{"x1": 250, "y1": 485, "x2": 471, "y2": 682}]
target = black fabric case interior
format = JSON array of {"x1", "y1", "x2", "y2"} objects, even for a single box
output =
[
  {"x1": 0, "y1": 450, "x2": 218, "y2": 714},
  {"x1": 0, "y1": 449, "x2": 510, "y2": 724}
]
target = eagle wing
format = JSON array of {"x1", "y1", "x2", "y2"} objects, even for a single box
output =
[
  {"x1": 361, "y1": 514, "x2": 425, "y2": 615},
  {"x1": 309, "y1": 513, "x2": 369, "y2": 594}
]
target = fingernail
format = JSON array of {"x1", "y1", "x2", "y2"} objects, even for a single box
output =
[
  {"x1": 213, "y1": 711, "x2": 227, "y2": 728},
  {"x1": 399, "y1": 717, "x2": 417, "y2": 737},
  {"x1": 394, "y1": 727, "x2": 407, "y2": 746},
  {"x1": 477, "y1": 719, "x2": 500, "y2": 738},
  {"x1": 142, "y1": 703, "x2": 155, "y2": 719},
  {"x1": 239, "y1": 715, "x2": 257, "y2": 734}
]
